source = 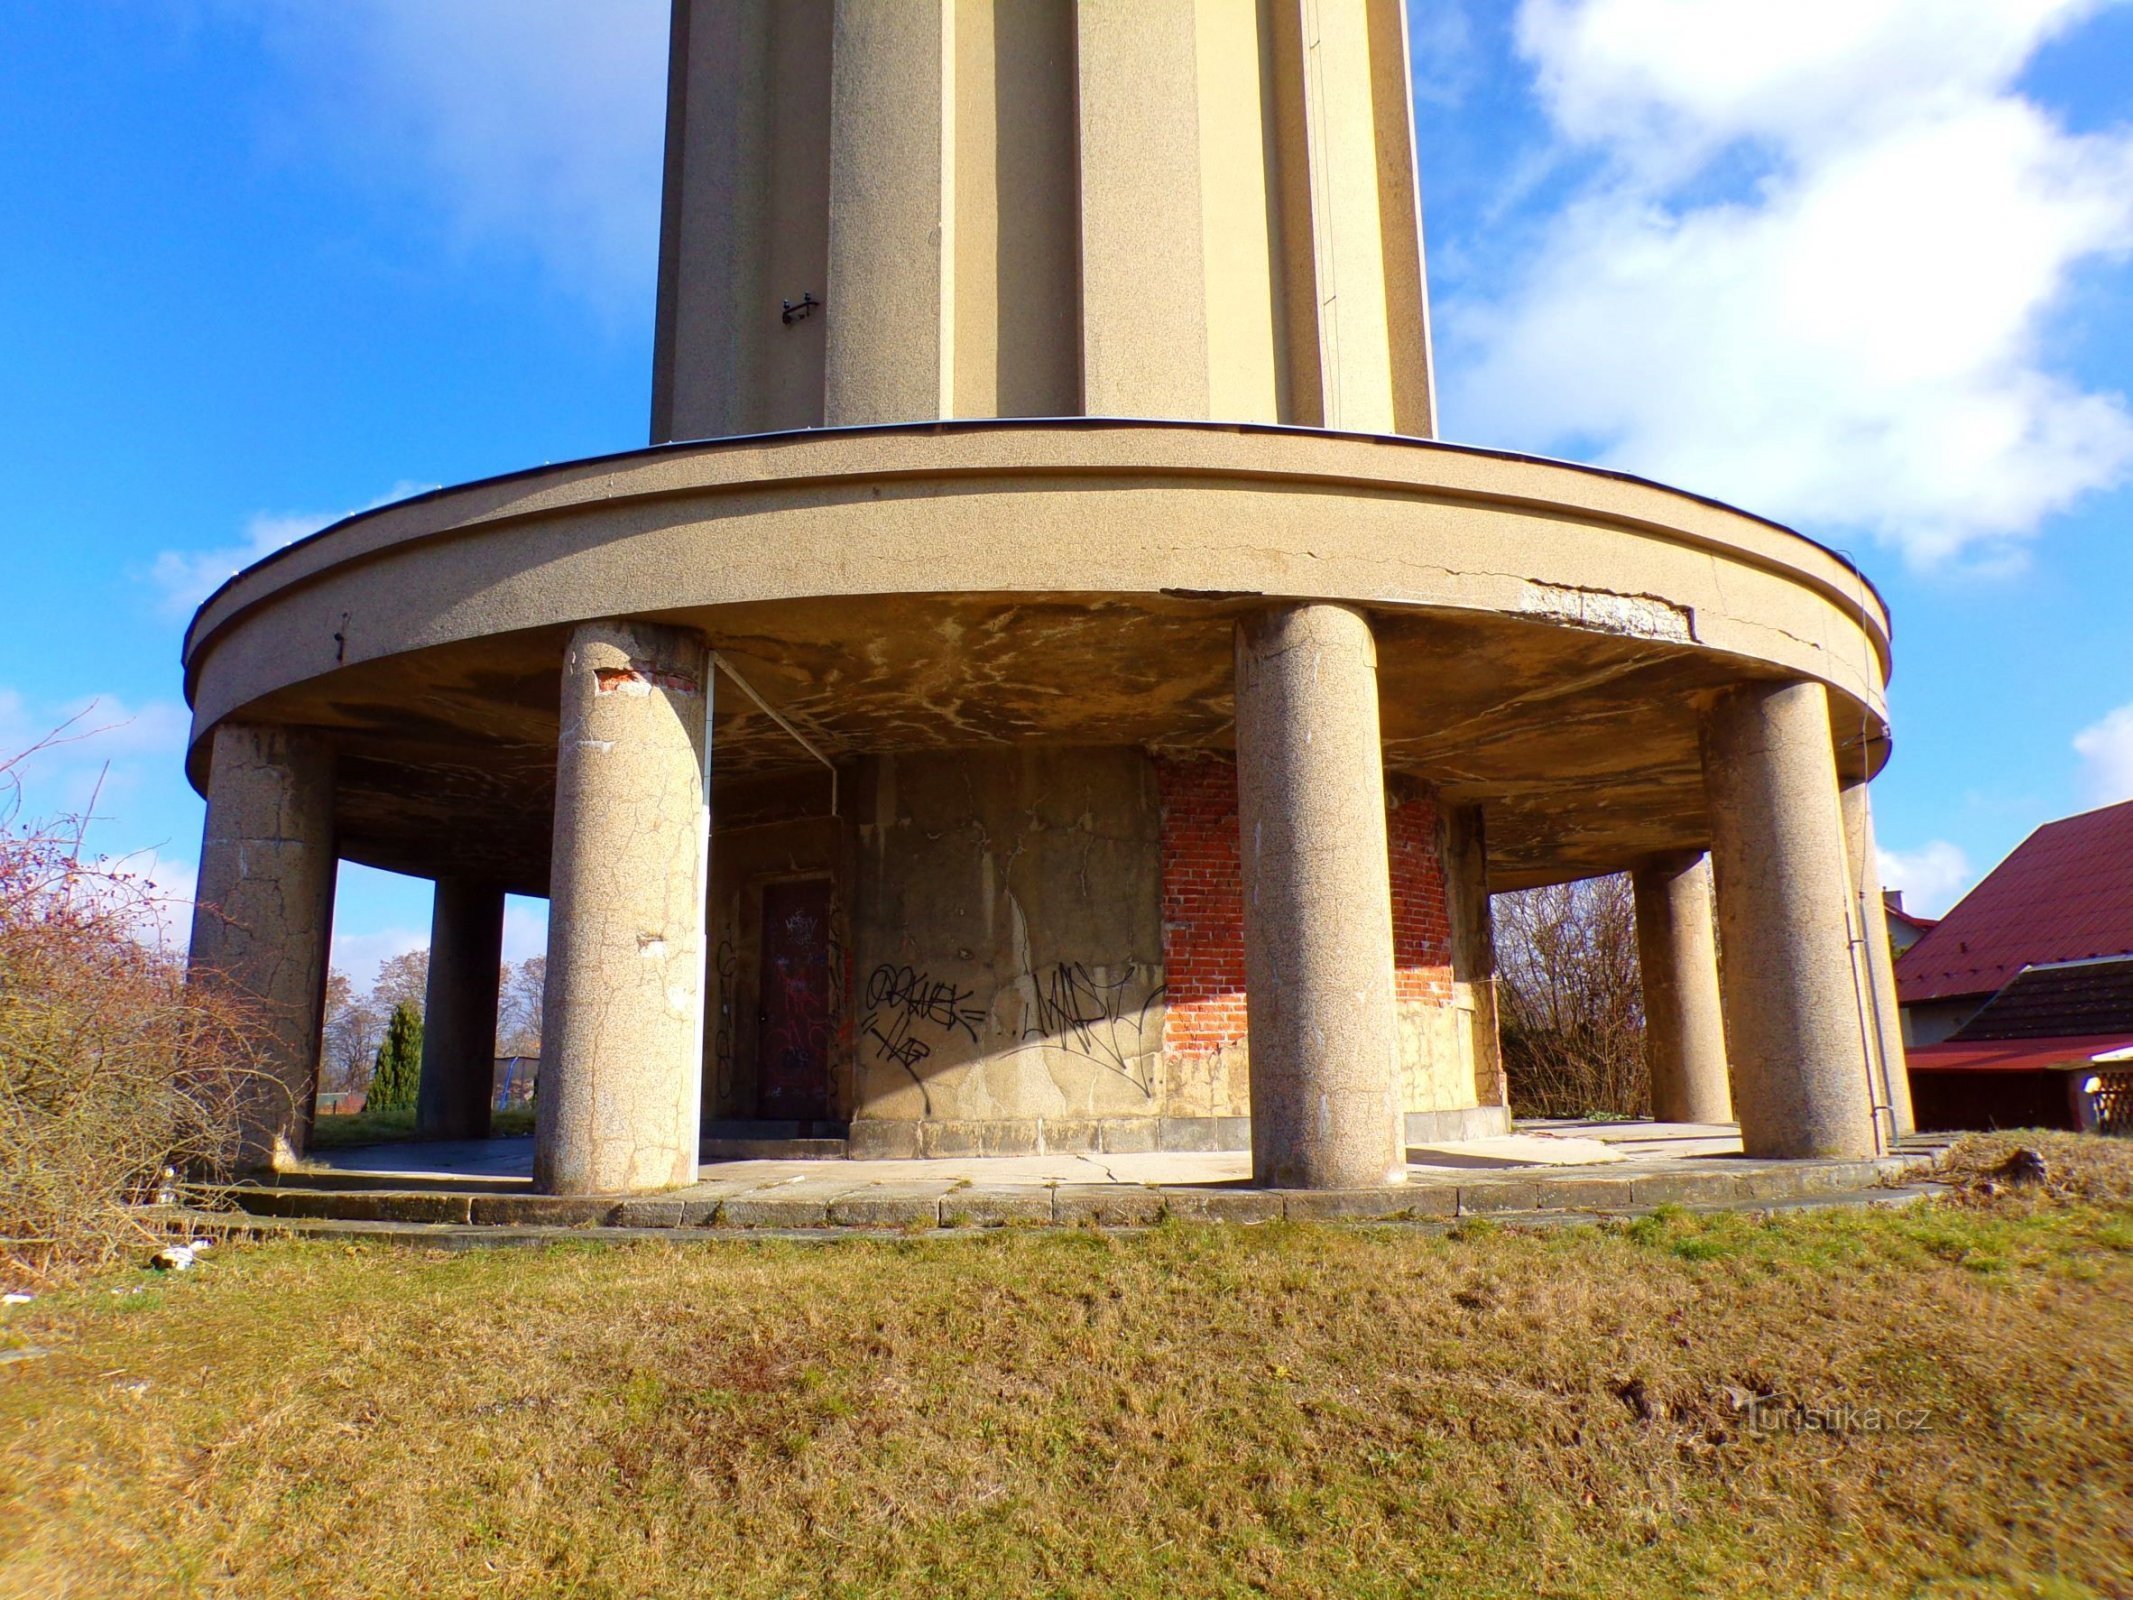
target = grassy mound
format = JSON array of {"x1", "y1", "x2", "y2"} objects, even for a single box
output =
[{"x1": 2, "y1": 1133, "x2": 2128, "y2": 1598}]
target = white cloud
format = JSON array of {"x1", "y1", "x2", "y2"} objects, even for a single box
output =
[
  {"x1": 2073, "y1": 701, "x2": 2133, "y2": 807},
  {"x1": 1877, "y1": 839, "x2": 1976, "y2": 917},
  {"x1": 1446, "y1": 0, "x2": 2133, "y2": 568},
  {"x1": 147, "y1": 510, "x2": 336, "y2": 618},
  {"x1": 252, "y1": 0, "x2": 667, "y2": 308},
  {"x1": 146, "y1": 482, "x2": 435, "y2": 616},
  {"x1": 328, "y1": 924, "x2": 431, "y2": 995}
]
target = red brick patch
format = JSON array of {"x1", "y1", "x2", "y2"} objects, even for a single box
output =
[{"x1": 1155, "y1": 754, "x2": 1454, "y2": 1059}]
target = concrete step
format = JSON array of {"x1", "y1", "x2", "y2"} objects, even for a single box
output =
[
  {"x1": 211, "y1": 1164, "x2": 1947, "y2": 1234},
  {"x1": 181, "y1": 1182, "x2": 1949, "y2": 1251},
  {"x1": 699, "y1": 1137, "x2": 849, "y2": 1161},
  {"x1": 703, "y1": 1119, "x2": 850, "y2": 1141}
]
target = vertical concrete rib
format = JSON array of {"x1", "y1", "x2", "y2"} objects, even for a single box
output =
[
  {"x1": 1631, "y1": 851, "x2": 1733, "y2": 1125},
  {"x1": 416, "y1": 878, "x2": 506, "y2": 1141},
  {"x1": 825, "y1": 0, "x2": 951, "y2": 425},
  {"x1": 1702, "y1": 681, "x2": 1879, "y2": 1159},
  {"x1": 186, "y1": 723, "x2": 336, "y2": 1170},
  {"x1": 1235, "y1": 602, "x2": 1404, "y2": 1188},
  {"x1": 1075, "y1": 0, "x2": 1211, "y2": 417},
  {"x1": 535, "y1": 620, "x2": 712, "y2": 1195}
]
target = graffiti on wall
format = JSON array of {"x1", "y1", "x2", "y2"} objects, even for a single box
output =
[
  {"x1": 858, "y1": 964, "x2": 987, "y2": 1113},
  {"x1": 1013, "y1": 962, "x2": 1164, "y2": 1096},
  {"x1": 856, "y1": 955, "x2": 1167, "y2": 1110}
]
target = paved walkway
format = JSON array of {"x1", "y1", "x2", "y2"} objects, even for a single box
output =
[{"x1": 307, "y1": 1119, "x2": 1748, "y2": 1194}]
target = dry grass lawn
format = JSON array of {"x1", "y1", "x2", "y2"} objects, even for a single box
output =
[{"x1": 2, "y1": 1132, "x2": 2130, "y2": 1598}]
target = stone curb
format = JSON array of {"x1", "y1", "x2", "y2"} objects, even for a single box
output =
[
  {"x1": 177, "y1": 1182, "x2": 1951, "y2": 1251},
  {"x1": 214, "y1": 1153, "x2": 1935, "y2": 1233}
]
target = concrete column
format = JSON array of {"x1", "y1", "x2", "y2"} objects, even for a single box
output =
[
  {"x1": 416, "y1": 878, "x2": 506, "y2": 1142},
  {"x1": 534, "y1": 620, "x2": 712, "y2": 1195},
  {"x1": 186, "y1": 723, "x2": 336, "y2": 1170},
  {"x1": 1701, "y1": 681, "x2": 1879, "y2": 1158},
  {"x1": 1235, "y1": 603, "x2": 1404, "y2": 1188},
  {"x1": 1631, "y1": 851, "x2": 1733, "y2": 1125},
  {"x1": 1841, "y1": 780, "x2": 1917, "y2": 1138}
]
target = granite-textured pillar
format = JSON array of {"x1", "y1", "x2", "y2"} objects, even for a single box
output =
[
  {"x1": 1841, "y1": 779, "x2": 1916, "y2": 1139},
  {"x1": 1235, "y1": 603, "x2": 1404, "y2": 1189},
  {"x1": 1631, "y1": 851, "x2": 1733, "y2": 1125},
  {"x1": 1702, "y1": 682, "x2": 1879, "y2": 1159},
  {"x1": 416, "y1": 878, "x2": 506, "y2": 1141},
  {"x1": 186, "y1": 723, "x2": 336, "y2": 1170},
  {"x1": 534, "y1": 620, "x2": 711, "y2": 1195}
]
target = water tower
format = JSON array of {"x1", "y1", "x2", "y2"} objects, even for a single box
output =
[{"x1": 183, "y1": 0, "x2": 1910, "y2": 1193}]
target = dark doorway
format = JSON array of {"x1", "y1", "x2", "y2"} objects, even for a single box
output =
[{"x1": 755, "y1": 878, "x2": 834, "y2": 1119}]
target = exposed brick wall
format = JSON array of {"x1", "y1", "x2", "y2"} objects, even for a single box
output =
[
  {"x1": 1389, "y1": 787, "x2": 1454, "y2": 1006},
  {"x1": 1154, "y1": 753, "x2": 1248, "y2": 1061},
  {"x1": 1154, "y1": 753, "x2": 1455, "y2": 1063}
]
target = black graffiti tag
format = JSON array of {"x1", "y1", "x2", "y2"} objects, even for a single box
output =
[
  {"x1": 858, "y1": 964, "x2": 986, "y2": 1114},
  {"x1": 1019, "y1": 962, "x2": 1164, "y2": 1094}
]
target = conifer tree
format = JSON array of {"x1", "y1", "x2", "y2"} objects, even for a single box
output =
[{"x1": 367, "y1": 1000, "x2": 424, "y2": 1114}]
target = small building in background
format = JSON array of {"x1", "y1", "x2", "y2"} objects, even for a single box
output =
[
  {"x1": 1883, "y1": 890, "x2": 1936, "y2": 958},
  {"x1": 1898, "y1": 797, "x2": 2133, "y2": 1133}
]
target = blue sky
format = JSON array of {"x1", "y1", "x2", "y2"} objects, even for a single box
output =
[{"x1": 1, "y1": 0, "x2": 2129, "y2": 992}]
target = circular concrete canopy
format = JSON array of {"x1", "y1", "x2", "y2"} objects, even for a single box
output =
[{"x1": 181, "y1": 419, "x2": 1891, "y2": 897}]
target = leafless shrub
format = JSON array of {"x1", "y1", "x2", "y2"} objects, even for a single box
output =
[
  {"x1": 0, "y1": 741, "x2": 268, "y2": 1286},
  {"x1": 1493, "y1": 874, "x2": 1648, "y2": 1119}
]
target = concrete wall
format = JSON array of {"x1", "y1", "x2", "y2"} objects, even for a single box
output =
[
  {"x1": 847, "y1": 747, "x2": 1169, "y2": 1155},
  {"x1": 691, "y1": 744, "x2": 1499, "y2": 1156},
  {"x1": 1151, "y1": 751, "x2": 1486, "y2": 1148}
]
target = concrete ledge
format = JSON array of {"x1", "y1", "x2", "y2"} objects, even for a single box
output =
[
  {"x1": 1405, "y1": 1106, "x2": 1513, "y2": 1144},
  {"x1": 940, "y1": 1186, "x2": 1053, "y2": 1227},
  {"x1": 825, "y1": 1186, "x2": 952, "y2": 1227},
  {"x1": 192, "y1": 1182, "x2": 1951, "y2": 1251},
  {"x1": 831, "y1": 1112, "x2": 1517, "y2": 1160},
  {"x1": 1283, "y1": 1186, "x2": 1458, "y2": 1222},
  {"x1": 847, "y1": 1115, "x2": 1260, "y2": 1159},
  {"x1": 217, "y1": 1149, "x2": 1942, "y2": 1234},
  {"x1": 1157, "y1": 1188, "x2": 1287, "y2": 1224},
  {"x1": 717, "y1": 1193, "x2": 832, "y2": 1228},
  {"x1": 1455, "y1": 1181, "x2": 1542, "y2": 1215},
  {"x1": 1053, "y1": 1186, "x2": 1167, "y2": 1227}
]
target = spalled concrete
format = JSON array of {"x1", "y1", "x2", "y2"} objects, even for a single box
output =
[
  {"x1": 187, "y1": 723, "x2": 336, "y2": 1169},
  {"x1": 417, "y1": 878, "x2": 504, "y2": 1141},
  {"x1": 1235, "y1": 604, "x2": 1405, "y2": 1189},
  {"x1": 1703, "y1": 682, "x2": 1879, "y2": 1159},
  {"x1": 1632, "y1": 851, "x2": 1733, "y2": 1125},
  {"x1": 534, "y1": 620, "x2": 712, "y2": 1195}
]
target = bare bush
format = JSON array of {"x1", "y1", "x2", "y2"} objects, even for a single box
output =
[
  {"x1": 498, "y1": 956, "x2": 544, "y2": 1057},
  {"x1": 0, "y1": 751, "x2": 267, "y2": 1285},
  {"x1": 1493, "y1": 874, "x2": 1647, "y2": 1119},
  {"x1": 321, "y1": 971, "x2": 386, "y2": 1095}
]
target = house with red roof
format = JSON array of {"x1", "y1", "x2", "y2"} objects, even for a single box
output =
[{"x1": 1896, "y1": 797, "x2": 2133, "y2": 1133}]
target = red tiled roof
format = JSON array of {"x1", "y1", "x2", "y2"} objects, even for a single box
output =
[
  {"x1": 1905, "y1": 1035, "x2": 2133, "y2": 1074},
  {"x1": 1896, "y1": 798, "x2": 2133, "y2": 1004}
]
